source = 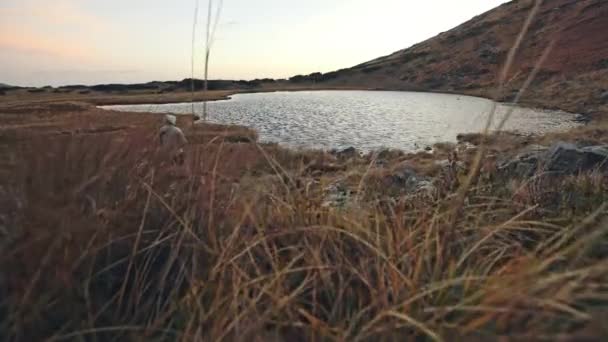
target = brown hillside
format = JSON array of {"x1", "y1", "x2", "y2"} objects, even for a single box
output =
[{"x1": 321, "y1": 0, "x2": 608, "y2": 117}]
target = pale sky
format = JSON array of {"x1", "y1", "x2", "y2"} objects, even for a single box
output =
[{"x1": 0, "y1": 0, "x2": 508, "y2": 87}]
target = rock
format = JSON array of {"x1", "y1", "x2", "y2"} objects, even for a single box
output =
[
  {"x1": 497, "y1": 144, "x2": 549, "y2": 178},
  {"x1": 546, "y1": 143, "x2": 608, "y2": 173},
  {"x1": 498, "y1": 142, "x2": 608, "y2": 178},
  {"x1": 390, "y1": 165, "x2": 433, "y2": 193},
  {"x1": 573, "y1": 114, "x2": 591, "y2": 124},
  {"x1": 391, "y1": 165, "x2": 417, "y2": 183},
  {"x1": 543, "y1": 142, "x2": 581, "y2": 173},
  {"x1": 334, "y1": 147, "x2": 359, "y2": 160}
]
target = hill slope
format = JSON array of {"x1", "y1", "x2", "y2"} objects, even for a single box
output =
[{"x1": 319, "y1": 0, "x2": 608, "y2": 117}]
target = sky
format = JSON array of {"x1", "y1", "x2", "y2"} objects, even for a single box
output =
[{"x1": 0, "y1": 0, "x2": 508, "y2": 87}]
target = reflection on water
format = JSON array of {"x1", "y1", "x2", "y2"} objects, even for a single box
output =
[{"x1": 102, "y1": 90, "x2": 579, "y2": 152}]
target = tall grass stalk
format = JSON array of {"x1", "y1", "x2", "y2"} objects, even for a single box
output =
[
  {"x1": 200, "y1": 0, "x2": 223, "y2": 122},
  {"x1": 191, "y1": 0, "x2": 200, "y2": 117},
  {"x1": 452, "y1": 0, "x2": 543, "y2": 217}
]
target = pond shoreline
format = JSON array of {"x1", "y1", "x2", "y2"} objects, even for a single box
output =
[
  {"x1": 100, "y1": 90, "x2": 581, "y2": 153},
  {"x1": 3, "y1": 82, "x2": 591, "y2": 123},
  {"x1": 95, "y1": 86, "x2": 586, "y2": 119}
]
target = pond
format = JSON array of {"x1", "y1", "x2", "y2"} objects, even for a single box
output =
[{"x1": 102, "y1": 90, "x2": 579, "y2": 152}]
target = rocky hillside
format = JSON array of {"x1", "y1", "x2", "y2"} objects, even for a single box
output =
[{"x1": 318, "y1": 0, "x2": 608, "y2": 117}]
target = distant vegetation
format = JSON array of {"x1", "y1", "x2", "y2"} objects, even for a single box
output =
[
  {"x1": 1, "y1": 75, "x2": 339, "y2": 95},
  {"x1": 0, "y1": 83, "x2": 21, "y2": 91}
]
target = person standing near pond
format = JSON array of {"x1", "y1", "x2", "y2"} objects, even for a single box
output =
[{"x1": 159, "y1": 114, "x2": 188, "y2": 165}]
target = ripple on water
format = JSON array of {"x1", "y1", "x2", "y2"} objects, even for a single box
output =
[{"x1": 101, "y1": 90, "x2": 579, "y2": 152}]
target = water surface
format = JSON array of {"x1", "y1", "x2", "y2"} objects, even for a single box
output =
[{"x1": 103, "y1": 90, "x2": 578, "y2": 152}]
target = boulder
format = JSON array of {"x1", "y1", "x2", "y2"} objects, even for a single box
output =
[
  {"x1": 546, "y1": 144, "x2": 608, "y2": 173},
  {"x1": 498, "y1": 142, "x2": 608, "y2": 178},
  {"x1": 497, "y1": 144, "x2": 548, "y2": 178}
]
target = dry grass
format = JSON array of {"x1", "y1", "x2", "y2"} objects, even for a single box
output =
[
  {"x1": 1, "y1": 125, "x2": 608, "y2": 341},
  {"x1": 0, "y1": 89, "x2": 235, "y2": 107},
  {"x1": 1, "y1": 1, "x2": 607, "y2": 339},
  {"x1": 0, "y1": 84, "x2": 366, "y2": 109}
]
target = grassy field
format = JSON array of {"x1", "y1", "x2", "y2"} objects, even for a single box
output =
[
  {"x1": 1, "y1": 93, "x2": 608, "y2": 341},
  {"x1": 0, "y1": 83, "x2": 366, "y2": 107}
]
